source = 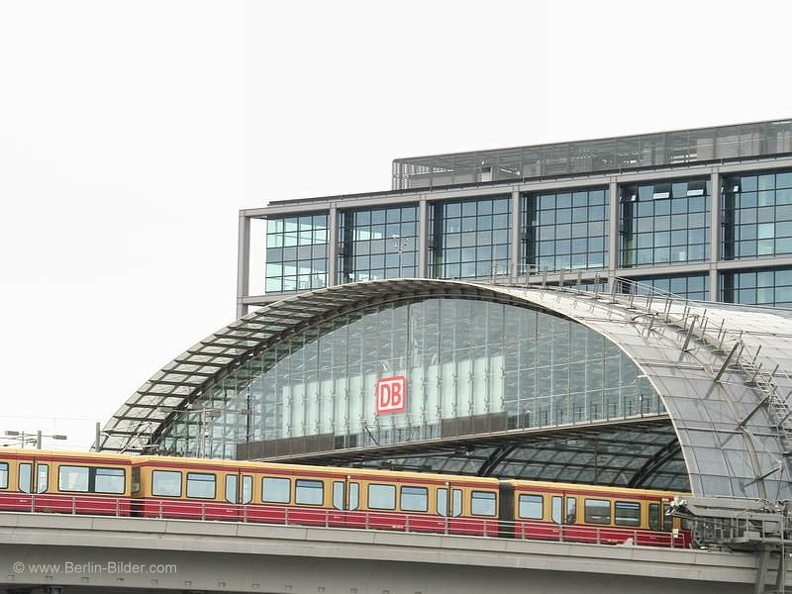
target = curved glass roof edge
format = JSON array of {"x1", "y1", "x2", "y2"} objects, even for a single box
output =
[{"x1": 100, "y1": 278, "x2": 792, "y2": 498}]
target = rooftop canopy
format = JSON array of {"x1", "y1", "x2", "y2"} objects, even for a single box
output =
[{"x1": 392, "y1": 118, "x2": 792, "y2": 189}]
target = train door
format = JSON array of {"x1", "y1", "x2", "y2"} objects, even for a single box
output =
[
  {"x1": 18, "y1": 459, "x2": 49, "y2": 511},
  {"x1": 437, "y1": 483, "x2": 463, "y2": 534},
  {"x1": 331, "y1": 476, "x2": 360, "y2": 528},
  {"x1": 225, "y1": 472, "x2": 253, "y2": 521},
  {"x1": 551, "y1": 494, "x2": 578, "y2": 541}
]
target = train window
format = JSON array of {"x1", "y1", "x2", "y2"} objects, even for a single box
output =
[
  {"x1": 95, "y1": 468, "x2": 125, "y2": 494},
  {"x1": 225, "y1": 475, "x2": 236, "y2": 504},
  {"x1": 0, "y1": 463, "x2": 7, "y2": 489},
  {"x1": 295, "y1": 479, "x2": 324, "y2": 505},
  {"x1": 349, "y1": 482, "x2": 360, "y2": 510},
  {"x1": 333, "y1": 482, "x2": 343, "y2": 509},
  {"x1": 368, "y1": 483, "x2": 396, "y2": 510},
  {"x1": 471, "y1": 491, "x2": 496, "y2": 516},
  {"x1": 37, "y1": 465, "x2": 48, "y2": 493},
  {"x1": 518, "y1": 494, "x2": 544, "y2": 520},
  {"x1": 400, "y1": 486, "x2": 428, "y2": 512},
  {"x1": 20, "y1": 463, "x2": 31, "y2": 493},
  {"x1": 614, "y1": 501, "x2": 641, "y2": 526},
  {"x1": 59, "y1": 466, "x2": 90, "y2": 492},
  {"x1": 649, "y1": 503, "x2": 661, "y2": 530},
  {"x1": 152, "y1": 470, "x2": 182, "y2": 497},
  {"x1": 584, "y1": 498, "x2": 611, "y2": 524},
  {"x1": 552, "y1": 496, "x2": 562, "y2": 524},
  {"x1": 186, "y1": 473, "x2": 216, "y2": 499},
  {"x1": 131, "y1": 467, "x2": 141, "y2": 493},
  {"x1": 262, "y1": 477, "x2": 291, "y2": 503}
]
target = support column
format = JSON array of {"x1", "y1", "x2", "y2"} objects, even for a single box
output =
[
  {"x1": 236, "y1": 212, "x2": 251, "y2": 319},
  {"x1": 418, "y1": 197, "x2": 428, "y2": 278},
  {"x1": 327, "y1": 204, "x2": 338, "y2": 286},
  {"x1": 511, "y1": 189, "x2": 521, "y2": 281},
  {"x1": 608, "y1": 179, "x2": 620, "y2": 278},
  {"x1": 709, "y1": 171, "x2": 721, "y2": 302}
]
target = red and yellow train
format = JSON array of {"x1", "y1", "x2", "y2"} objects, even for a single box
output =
[{"x1": 0, "y1": 448, "x2": 691, "y2": 547}]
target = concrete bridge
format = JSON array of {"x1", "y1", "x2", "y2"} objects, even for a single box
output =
[{"x1": 0, "y1": 513, "x2": 783, "y2": 594}]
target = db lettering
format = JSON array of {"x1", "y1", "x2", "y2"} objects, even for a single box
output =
[{"x1": 376, "y1": 376, "x2": 406, "y2": 414}]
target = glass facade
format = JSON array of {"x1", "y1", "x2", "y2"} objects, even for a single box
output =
[
  {"x1": 338, "y1": 205, "x2": 418, "y2": 282},
  {"x1": 430, "y1": 196, "x2": 511, "y2": 279},
  {"x1": 722, "y1": 169, "x2": 792, "y2": 260},
  {"x1": 720, "y1": 267, "x2": 792, "y2": 307},
  {"x1": 523, "y1": 187, "x2": 608, "y2": 273},
  {"x1": 620, "y1": 178, "x2": 710, "y2": 268},
  {"x1": 265, "y1": 213, "x2": 328, "y2": 292},
  {"x1": 157, "y1": 298, "x2": 663, "y2": 459},
  {"x1": 625, "y1": 274, "x2": 709, "y2": 301}
]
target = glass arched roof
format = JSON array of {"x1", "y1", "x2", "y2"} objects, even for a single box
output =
[{"x1": 100, "y1": 278, "x2": 792, "y2": 498}]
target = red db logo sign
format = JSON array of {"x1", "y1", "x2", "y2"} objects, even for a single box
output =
[{"x1": 376, "y1": 376, "x2": 406, "y2": 414}]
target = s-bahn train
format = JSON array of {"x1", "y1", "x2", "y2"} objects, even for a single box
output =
[{"x1": 0, "y1": 448, "x2": 692, "y2": 547}]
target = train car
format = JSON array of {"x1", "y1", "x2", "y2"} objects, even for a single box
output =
[
  {"x1": 0, "y1": 448, "x2": 132, "y2": 515},
  {"x1": 131, "y1": 455, "x2": 502, "y2": 536},
  {"x1": 501, "y1": 479, "x2": 692, "y2": 547}
]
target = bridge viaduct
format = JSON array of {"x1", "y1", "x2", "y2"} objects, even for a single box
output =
[{"x1": 0, "y1": 513, "x2": 784, "y2": 594}]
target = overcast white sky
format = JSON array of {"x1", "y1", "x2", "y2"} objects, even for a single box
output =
[{"x1": 1, "y1": 1, "x2": 790, "y2": 450}]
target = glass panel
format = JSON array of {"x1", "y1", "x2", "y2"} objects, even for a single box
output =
[
  {"x1": 295, "y1": 479, "x2": 323, "y2": 505},
  {"x1": 551, "y1": 495, "x2": 562, "y2": 524},
  {"x1": 566, "y1": 497, "x2": 577, "y2": 524},
  {"x1": 37, "y1": 465, "x2": 48, "y2": 494},
  {"x1": 152, "y1": 470, "x2": 182, "y2": 497},
  {"x1": 648, "y1": 503, "x2": 661, "y2": 531},
  {"x1": 368, "y1": 483, "x2": 396, "y2": 510},
  {"x1": 471, "y1": 491, "x2": 496, "y2": 516},
  {"x1": 242, "y1": 475, "x2": 253, "y2": 505},
  {"x1": 19, "y1": 463, "x2": 31, "y2": 494},
  {"x1": 226, "y1": 474, "x2": 237, "y2": 504},
  {"x1": 95, "y1": 468, "x2": 125, "y2": 494},
  {"x1": 333, "y1": 481, "x2": 343, "y2": 510},
  {"x1": 400, "y1": 486, "x2": 428, "y2": 512},
  {"x1": 614, "y1": 501, "x2": 641, "y2": 526},
  {"x1": 584, "y1": 498, "x2": 611, "y2": 524},
  {"x1": 262, "y1": 477, "x2": 291, "y2": 503},
  {"x1": 0, "y1": 463, "x2": 7, "y2": 489},
  {"x1": 518, "y1": 494, "x2": 543, "y2": 519},
  {"x1": 59, "y1": 465, "x2": 89, "y2": 492},
  {"x1": 186, "y1": 473, "x2": 216, "y2": 499},
  {"x1": 349, "y1": 483, "x2": 360, "y2": 511}
]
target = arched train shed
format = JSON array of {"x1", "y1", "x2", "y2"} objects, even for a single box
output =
[{"x1": 100, "y1": 279, "x2": 792, "y2": 499}]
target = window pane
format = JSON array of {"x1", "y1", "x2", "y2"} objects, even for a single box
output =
[
  {"x1": 59, "y1": 466, "x2": 89, "y2": 492},
  {"x1": 296, "y1": 479, "x2": 324, "y2": 505},
  {"x1": 19, "y1": 463, "x2": 31, "y2": 493},
  {"x1": 226, "y1": 475, "x2": 238, "y2": 504},
  {"x1": 186, "y1": 473, "x2": 216, "y2": 499},
  {"x1": 471, "y1": 491, "x2": 496, "y2": 516},
  {"x1": 333, "y1": 481, "x2": 343, "y2": 510},
  {"x1": 368, "y1": 484, "x2": 396, "y2": 509},
  {"x1": 0, "y1": 463, "x2": 7, "y2": 489},
  {"x1": 152, "y1": 470, "x2": 182, "y2": 497},
  {"x1": 518, "y1": 494, "x2": 544, "y2": 519},
  {"x1": 437, "y1": 488, "x2": 448, "y2": 517},
  {"x1": 37, "y1": 465, "x2": 48, "y2": 493},
  {"x1": 400, "y1": 486, "x2": 428, "y2": 512},
  {"x1": 262, "y1": 477, "x2": 291, "y2": 503},
  {"x1": 584, "y1": 498, "x2": 611, "y2": 524},
  {"x1": 614, "y1": 501, "x2": 641, "y2": 526},
  {"x1": 95, "y1": 468, "x2": 125, "y2": 494}
]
